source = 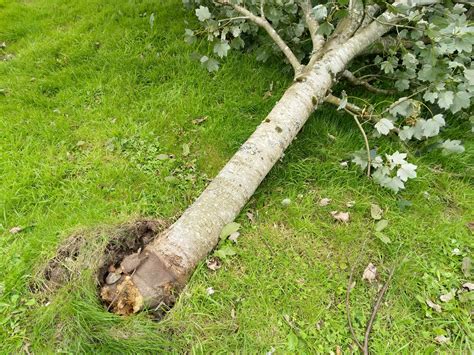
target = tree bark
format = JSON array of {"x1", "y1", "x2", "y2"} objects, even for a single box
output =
[{"x1": 101, "y1": 10, "x2": 398, "y2": 314}]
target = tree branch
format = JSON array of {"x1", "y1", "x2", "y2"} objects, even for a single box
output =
[
  {"x1": 216, "y1": 0, "x2": 302, "y2": 75},
  {"x1": 342, "y1": 70, "x2": 396, "y2": 94},
  {"x1": 299, "y1": 0, "x2": 325, "y2": 55},
  {"x1": 325, "y1": 94, "x2": 371, "y2": 176}
]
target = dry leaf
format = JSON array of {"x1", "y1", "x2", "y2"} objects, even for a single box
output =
[
  {"x1": 370, "y1": 204, "x2": 383, "y2": 220},
  {"x1": 9, "y1": 226, "x2": 22, "y2": 234},
  {"x1": 426, "y1": 299, "x2": 442, "y2": 313},
  {"x1": 466, "y1": 221, "x2": 474, "y2": 233},
  {"x1": 206, "y1": 257, "x2": 221, "y2": 271},
  {"x1": 319, "y1": 198, "x2": 331, "y2": 206},
  {"x1": 362, "y1": 263, "x2": 377, "y2": 282},
  {"x1": 228, "y1": 231, "x2": 240, "y2": 243},
  {"x1": 434, "y1": 335, "x2": 449, "y2": 344},
  {"x1": 462, "y1": 282, "x2": 474, "y2": 291},
  {"x1": 246, "y1": 211, "x2": 255, "y2": 224},
  {"x1": 330, "y1": 211, "x2": 350, "y2": 223},
  {"x1": 192, "y1": 116, "x2": 208, "y2": 125},
  {"x1": 439, "y1": 289, "x2": 455, "y2": 303},
  {"x1": 461, "y1": 257, "x2": 472, "y2": 277}
]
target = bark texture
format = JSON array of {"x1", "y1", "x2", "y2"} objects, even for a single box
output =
[{"x1": 101, "y1": 7, "x2": 400, "y2": 313}]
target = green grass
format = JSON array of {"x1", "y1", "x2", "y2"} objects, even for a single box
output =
[{"x1": 1, "y1": 0, "x2": 473, "y2": 352}]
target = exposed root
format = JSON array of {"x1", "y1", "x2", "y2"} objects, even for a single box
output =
[{"x1": 33, "y1": 218, "x2": 169, "y2": 316}]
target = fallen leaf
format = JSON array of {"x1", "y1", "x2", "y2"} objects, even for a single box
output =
[
  {"x1": 426, "y1": 299, "x2": 442, "y2": 313},
  {"x1": 228, "y1": 231, "x2": 240, "y2": 243},
  {"x1": 206, "y1": 257, "x2": 221, "y2": 271},
  {"x1": 9, "y1": 226, "x2": 22, "y2": 234},
  {"x1": 319, "y1": 198, "x2": 331, "y2": 206},
  {"x1": 330, "y1": 211, "x2": 350, "y2": 223},
  {"x1": 462, "y1": 282, "x2": 474, "y2": 291},
  {"x1": 281, "y1": 198, "x2": 291, "y2": 206},
  {"x1": 214, "y1": 245, "x2": 236, "y2": 259},
  {"x1": 434, "y1": 335, "x2": 449, "y2": 344},
  {"x1": 220, "y1": 222, "x2": 240, "y2": 240},
  {"x1": 362, "y1": 263, "x2": 377, "y2": 282},
  {"x1": 246, "y1": 211, "x2": 256, "y2": 224},
  {"x1": 375, "y1": 219, "x2": 389, "y2": 232},
  {"x1": 461, "y1": 257, "x2": 472, "y2": 277},
  {"x1": 206, "y1": 287, "x2": 215, "y2": 295},
  {"x1": 439, "y1": 289, "x2": 456, "y2": 303},
  {"x1": 375, "y1": 232, "x2": 391, "y2": 244},
  {"x1": 182, "y1": 143, "x2": 190, "y2": 156},
  {"x1": 466, "y1": 221, "x2": 474, "y2": 233},
  {"x1": 192, "y1": 116, "x2": 208, "y2": 125},
  {"x1": 346, "y1": 200, "x2": 355, "y2": 208},
  {"x1": 370, "y1": 204, "x2": 383, "y2": 220},
  {"x1": 157, "y1": 154, "x2": 169, "y2": 160}
]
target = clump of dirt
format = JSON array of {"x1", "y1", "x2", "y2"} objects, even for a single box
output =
[{"x1": 33, "y1": 219, "x2": 168, "y2": 300}]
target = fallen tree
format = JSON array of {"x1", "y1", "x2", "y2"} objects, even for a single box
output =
[{"x1": 101, "y1": 0, "x2": 473, "y2": 314}]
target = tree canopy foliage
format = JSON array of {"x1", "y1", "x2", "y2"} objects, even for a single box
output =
[{"x1": 183, "y1": 0, "x2": 473, "y2": 192}]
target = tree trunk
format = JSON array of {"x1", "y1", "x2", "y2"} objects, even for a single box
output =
[{"x1": 101, "y1": 16, "x2": 395, "y2": 314}]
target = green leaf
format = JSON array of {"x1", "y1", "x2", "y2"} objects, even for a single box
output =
[
  {"x1": 375, "y1": 219, "x2": 389, "y2": 232},
  {"x1": 220, "y1": 222, "x2": 241, "y2": 240},
  {"x1": 437, "y1": 91, "x2": 454, "y2": 109},
  {"x1": 214, "y1": 245, "x2": 237, "y2": 259},
  {"x1": 375, "y1": 118, "x2": 395, "y2": 135},
  {"x1": 195, "y1": 6, "x2": 211, "y2": 21},
  {"x1": 441, "y1": 139, "x2": 465, "y2": 155},
  {"x1": 375, "y1": 231, "x2": 391, "y2": 244},
  {"x1": 213, "y1": 41, "x2": 230, "y2": 58}
]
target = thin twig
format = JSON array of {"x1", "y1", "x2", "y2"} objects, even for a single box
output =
[
  {"x1": 216, "y1": 0, "x2": 302, "y2": 74},
  {"x1": 342, "y1": 70, "x2": 395, "y2": 95},
  {"x1": 362, "y1": 266, "x2": 396, "y2": 354},
  {"x1": 346, "y1": 266, "x2": 365, "y2": 353},
  {"x1": 346, "y1": 109, "x2": 371, "y2": 177}
]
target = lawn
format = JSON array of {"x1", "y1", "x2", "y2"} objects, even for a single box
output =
[{"x1": 0, "y1": 0, "x2": 472, "y2": 352}]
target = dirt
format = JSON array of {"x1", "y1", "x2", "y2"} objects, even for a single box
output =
[{"x1": 34, "y1": 219, "x2": 168, "y2": 307}]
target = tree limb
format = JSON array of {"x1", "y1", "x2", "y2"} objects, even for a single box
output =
[
  {"x1": 216, "y1": 0, "x2": 302, "y2": 75},
  {"x1": 299, "y1": 0, "x2": 325, "y2": 54},
  {"x1": 342, "y1": 70, "x2": 396, "y2": 95}
]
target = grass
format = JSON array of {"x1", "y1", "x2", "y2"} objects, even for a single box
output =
[{"x1": 0, "y1": 0, "x2": 473, "y2": 352}]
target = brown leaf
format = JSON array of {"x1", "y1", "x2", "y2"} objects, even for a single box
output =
[
  {"x1": 192, "y1": 116, "x2": 208, "y2": 125},
  {"x1": 9, "y1": 226, "x2": 22, "y2": 234},
  {"x1": 228, "y1": 231, "x2": 240, "y2": 243},
  {"x1": 319, "y1": 198, "x2": 331, "y2": 207},
  {"x1": 246, "y1": 211, "x2": 256, "y2": 224},
  {"x1": 426, "y1": 299, "x2": 442, "y2": 313},
  {"x1": 206, "y1": 257, "x2": 221, "y2": 271},
  {"x1": 105, "y1": 272, "x2": 122, "y2": 285},
  {"x1": 466, "y1": 221, "x2": 474, "y2": 233},
  {"x1": 462, "y1": 282, "x2": 474, "y2": 291},
  {"x1": 434, "y1": 335, "x2": 449, "y2": 344},
  {"x1": 362, "y1": 263, "x2": 377, "y2": 282},
  {"x1": 461, "y1": 257, "x2": 472, "y2": 277},
  {"x1": 439, "y1": 289, "x2": 455, "y2": 303},
  {"x1": 330, "y1": 211, "x2": 350, "y2": 223}
]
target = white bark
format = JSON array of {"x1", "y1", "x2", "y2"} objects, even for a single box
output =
[{"x1": 102, "y1": 7, "x2": 402, "y2": 312}]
